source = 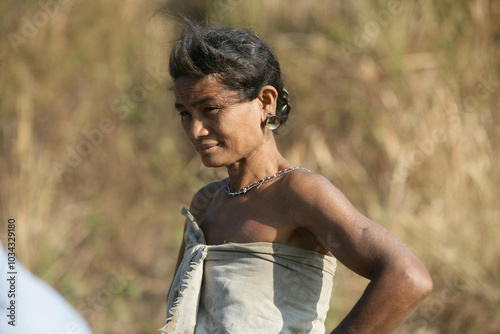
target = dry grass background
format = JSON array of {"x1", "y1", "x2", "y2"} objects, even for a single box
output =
[{"x1": 1, "y1": 0, "x2": 499, "y2": 333}]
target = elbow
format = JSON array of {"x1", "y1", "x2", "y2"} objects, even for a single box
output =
[{"x1": 403, "y1": 260, "x2": 433, "y2": 302}]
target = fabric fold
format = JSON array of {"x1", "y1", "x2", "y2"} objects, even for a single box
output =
[
  {"x1": 160, "y1": 207, "x2": 337, "y2": 334},
  {"x1": 160, "y1": 208, "x2": 208, "y2": 334}
]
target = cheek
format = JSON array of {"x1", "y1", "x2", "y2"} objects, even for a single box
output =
[
  {"x1": 216, "y1": 102, "x2": 263, "y2": 147},
  {"x1": 242, "y1": 113, "x2": 264, "y2": 139},
  {"x1": 180, "y1": 119, "x2": 190, "y2": 136},
  {"x1": 226, "y1": 114, "x2": 263, "y2": 147},
  {"x1": 234, "y1": 104, "x2": 262, "y2": 132}
]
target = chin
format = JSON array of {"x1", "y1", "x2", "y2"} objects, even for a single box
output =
[{"x1": 200, "y1": 156, "x2": 227, "y2": 168}]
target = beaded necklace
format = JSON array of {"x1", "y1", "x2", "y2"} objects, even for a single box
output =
[{"x1": 225, "y1": 167, "x2": 311, "y2": 196}]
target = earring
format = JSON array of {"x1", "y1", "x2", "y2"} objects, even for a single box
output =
[{"x1": 265, "y1": 113, "x2": 281, "y2": 130}]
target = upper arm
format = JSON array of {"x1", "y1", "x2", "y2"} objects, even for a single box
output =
[{"x1": 287, "y1": 173, "x2": 423, "y2": 280}]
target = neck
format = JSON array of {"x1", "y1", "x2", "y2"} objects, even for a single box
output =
[{"x1": 225, "y1": 139, "x2": 292, "y2": 192}]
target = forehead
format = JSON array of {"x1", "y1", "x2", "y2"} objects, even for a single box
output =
[{"x1": 174, "y1": 75, "x2": 237, "y2": 103}]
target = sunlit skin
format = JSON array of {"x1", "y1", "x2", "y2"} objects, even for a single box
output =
[{"x1": 171, "y1": 74, "x2": 433, "y2": 333}]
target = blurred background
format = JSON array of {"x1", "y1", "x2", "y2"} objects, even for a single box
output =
[{"x1": 1, "y1": 0, "x2": 499, "y2": 333}]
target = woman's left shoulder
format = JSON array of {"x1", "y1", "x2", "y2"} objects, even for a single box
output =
[
  {"x1": 279, "y1": 168, "x2": 357, "y2": 224},
  {"x1": 282, "y1": 169, "x2": 340, "y2": 200}
]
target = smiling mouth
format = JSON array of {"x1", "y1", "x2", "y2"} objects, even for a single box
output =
[{"x1": 195, "y1": 144, "x2": 218, "y2": 154}]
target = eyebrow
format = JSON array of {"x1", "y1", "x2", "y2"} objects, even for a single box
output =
[{"x1": 174, "y1": 97, "x2": 216, "y2": 110}]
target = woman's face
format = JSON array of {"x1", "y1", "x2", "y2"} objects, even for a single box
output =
[{"x1": 174, "y1": 75, "x2": 268, "y2": 167}]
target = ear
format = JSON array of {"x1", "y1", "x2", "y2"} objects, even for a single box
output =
[{"x1": 257, "y1": 85, "x2": 278, "y2": 122}]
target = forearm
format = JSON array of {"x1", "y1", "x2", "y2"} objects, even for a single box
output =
[{"x1": 331, "y1": 264, "x2": 432, "y2": 334}]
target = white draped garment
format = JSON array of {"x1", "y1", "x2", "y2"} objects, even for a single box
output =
[{"x1": 160, "y1": 207, "x2": 337, "y2": 334}]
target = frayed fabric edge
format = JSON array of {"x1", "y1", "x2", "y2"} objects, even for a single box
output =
[{"x1": 161, "y1": 243, "x2": 207, "y2": 333}]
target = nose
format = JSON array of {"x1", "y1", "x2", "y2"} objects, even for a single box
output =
[{"x1": 187, "y1": 118, "x2": 210, "y2": 140}]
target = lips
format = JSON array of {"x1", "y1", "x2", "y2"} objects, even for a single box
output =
[{"x1": 195, "y1": 143, "x2": 218, "y2": 154}]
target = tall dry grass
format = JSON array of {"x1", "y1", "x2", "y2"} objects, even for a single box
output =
[{"x1": 0, "y1": 0, "x2": 499, "y2": 333}]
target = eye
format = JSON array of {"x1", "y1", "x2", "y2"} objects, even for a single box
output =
[
  {"x1": 179, "y1": 111, "x2": 191, "y2": 118},
  {"x1": 204, "y1": 106, "x2": 220, "y2": 113}
]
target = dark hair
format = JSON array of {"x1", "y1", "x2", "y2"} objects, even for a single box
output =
[{"x1": 169, "y1": 22, "x2": 291, "y2": 129}]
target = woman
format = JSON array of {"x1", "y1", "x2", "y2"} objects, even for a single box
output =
[{"x1": 161, "y1": 22, "x2": 432, "y2": 334}]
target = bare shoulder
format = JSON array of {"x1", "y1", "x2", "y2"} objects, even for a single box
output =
[
  {"x1": 188, "y1": 178, "x2": 227, "y2": 220},
  {"x1": 290, "y1": 169, "x2": 334, "y2": 187},
  {"x1": 279, "y1": 168, "x2": 366, "y2": 235},
  {"x1": 281, "y1": 169, "x2": 352, "y2": 211}
]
